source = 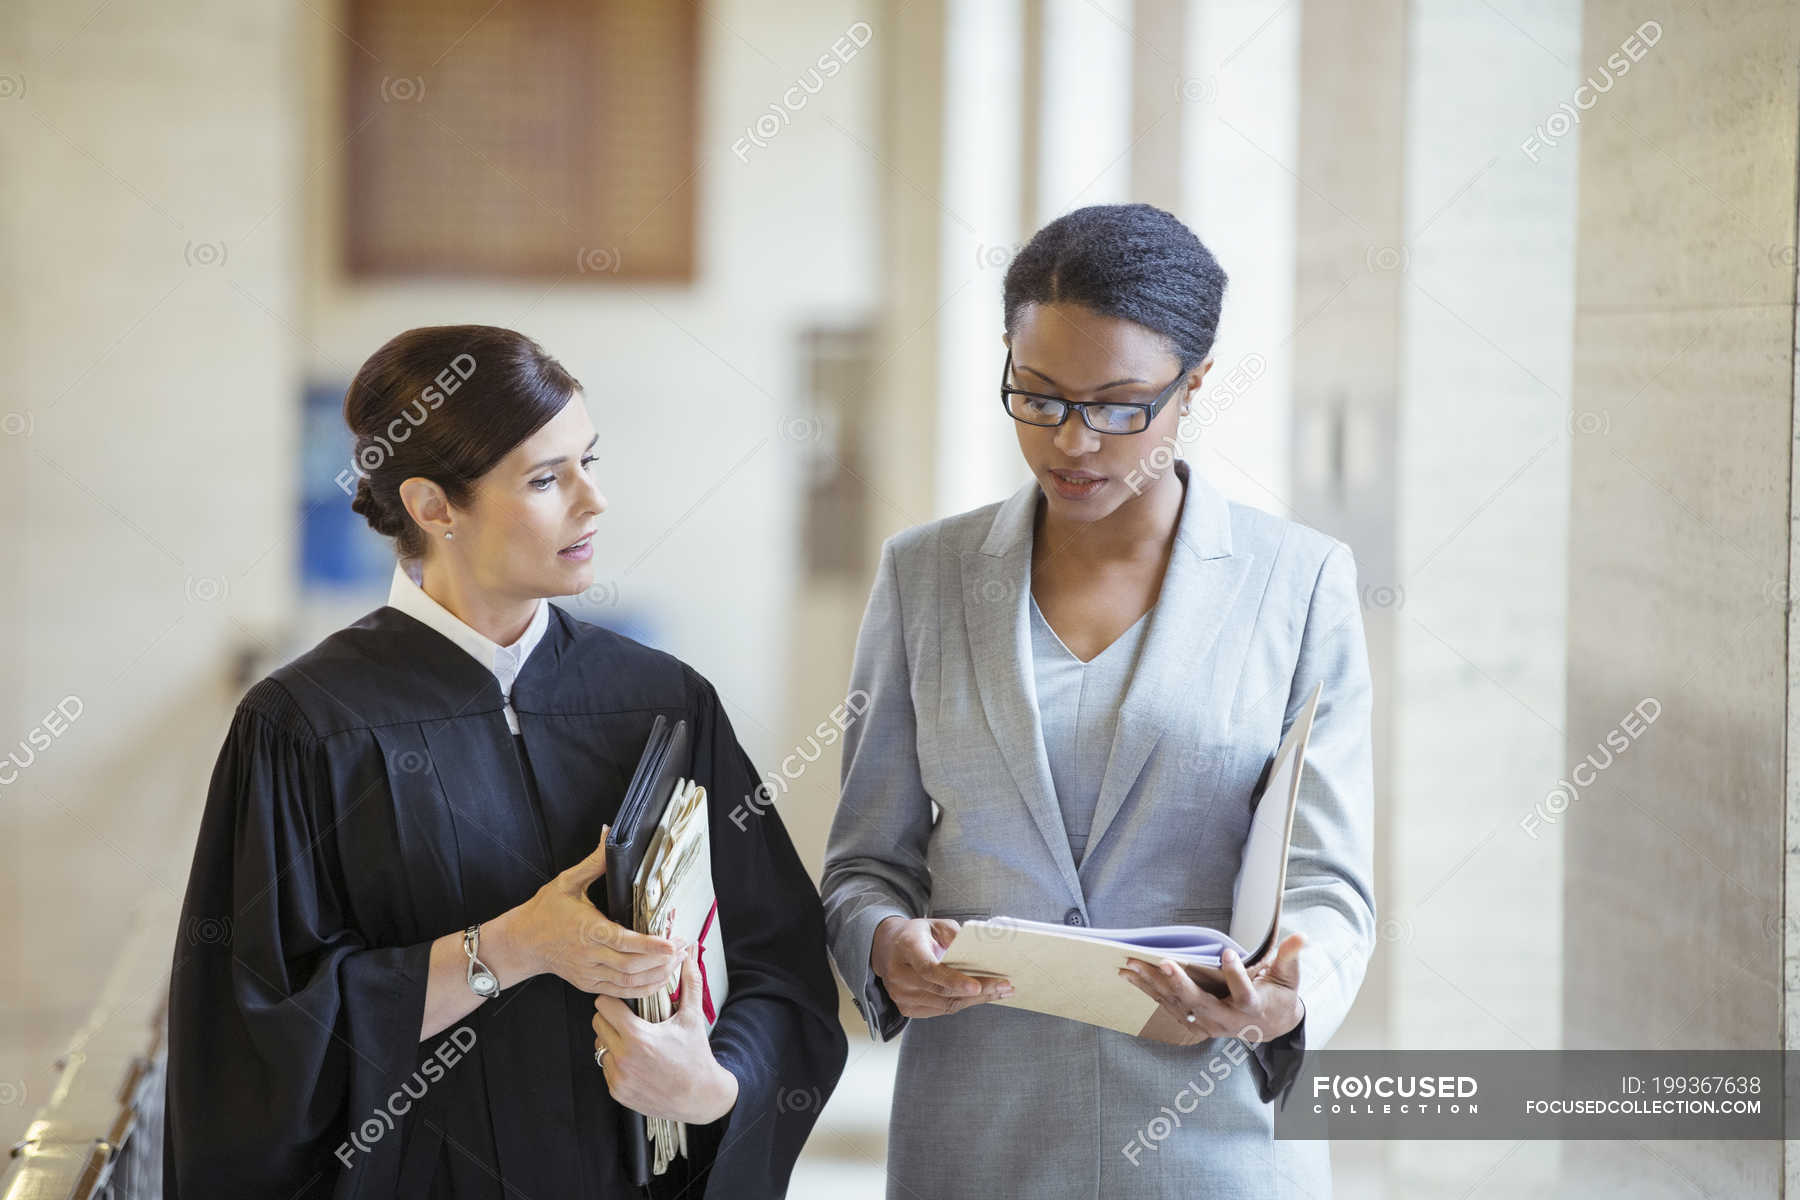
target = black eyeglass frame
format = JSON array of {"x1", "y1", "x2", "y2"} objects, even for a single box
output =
[{"x1": 998, "y1": 346, "x2": 1189, "y2": 435}]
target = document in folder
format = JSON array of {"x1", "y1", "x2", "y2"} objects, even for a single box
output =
[
  {"x1": 599, "y1": 715, "x2": 730, "y2": 1182},
  {"x1": 633, "y1": 775, "x2": 729, "y2": 1174},
  {"x1": 938, "y1": 680, "x2": 1323, "y2": 1038}
]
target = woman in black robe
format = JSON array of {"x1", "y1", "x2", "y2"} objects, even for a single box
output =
[{"x1": 163, "y1": 325, "x2": 847, "y2": 1199}]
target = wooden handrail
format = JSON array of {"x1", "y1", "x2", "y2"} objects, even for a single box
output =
[{"x1": 2, "y1": 901, "x2": 174, "y2": 1200}]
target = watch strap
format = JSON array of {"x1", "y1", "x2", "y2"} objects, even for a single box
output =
[{"x1": 464, "y1": 922, "x2": 499, "y2": 997}]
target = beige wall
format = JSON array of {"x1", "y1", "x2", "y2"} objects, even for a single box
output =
[
  {"x1": 0, "y1": 0, "x2": 302, "y2": 1114},
  {"x1": 0, "y1": 0, "x2": 25, "y2": 1134},
  {"x1": 1386, "y1": 1, "x2": 1585, "y2": 1192},
  {"x1": 1564, "y1": 1, "x2": 1799, "y2": 1194},
  {"x1": 1290, "y1": 0, "x2": 1406, "y2": 1046}
]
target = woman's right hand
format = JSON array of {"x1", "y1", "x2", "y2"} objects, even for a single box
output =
[
  {"x1": 501, "y1": 825, "x2": 684, "y2": 999},
  {"x1": 870, "y1": 915, "x2": 1012, "y2": 1017}
]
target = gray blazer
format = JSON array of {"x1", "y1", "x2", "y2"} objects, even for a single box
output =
[{"x1": 821, "y1": 458, "x2": 1376, "y2": 1199}]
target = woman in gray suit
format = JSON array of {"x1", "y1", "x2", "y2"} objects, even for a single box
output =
[{"x1": 821, "y1": 203, "x2": 1376, "y2": 1198}]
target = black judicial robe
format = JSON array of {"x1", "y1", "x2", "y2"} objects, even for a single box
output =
[{"x1": 162, "y1": 601, "x2": 848, "y2": 1199}]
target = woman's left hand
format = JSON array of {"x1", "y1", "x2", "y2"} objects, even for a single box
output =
[
  {"x1": 593, "y1": 945, "x2": 740, "y2": 1124},
  {"x1": 1120, "y1": 932, "x2": 1307, "y2": 1048}
]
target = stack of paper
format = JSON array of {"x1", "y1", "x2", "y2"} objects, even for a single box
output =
[{"x1": 632, "y1": 777, "x2": 729, "y2": 1174}]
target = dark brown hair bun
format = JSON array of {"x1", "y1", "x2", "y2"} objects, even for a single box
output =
[{"x1": 340, "y1": 325, "x2": 582, "y2": 559}]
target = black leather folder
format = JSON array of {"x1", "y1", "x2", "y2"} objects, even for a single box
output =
[{"x1": 601, "y1": 712, "x2": 692, "y2": 1188}]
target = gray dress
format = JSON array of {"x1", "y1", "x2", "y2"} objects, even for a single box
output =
[{"x1": 1026, "y1": 590, "x2": 1152, "y2": 865}]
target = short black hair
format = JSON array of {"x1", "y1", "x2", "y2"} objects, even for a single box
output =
[{"x1": 1002, "y1": 203, "x2": 1228, "y2": 371}]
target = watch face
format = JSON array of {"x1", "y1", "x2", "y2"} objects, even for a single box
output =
[{"x1": 472, "y1": 972, "x2": 497, "y2": 996}]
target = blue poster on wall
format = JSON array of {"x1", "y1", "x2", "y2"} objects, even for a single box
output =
[{"x1": 299, "y1": 379, "x2": 392, "y2": 590}]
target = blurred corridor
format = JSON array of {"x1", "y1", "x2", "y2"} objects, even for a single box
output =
[{"x1": 2, "y1": 0, "x2": 1797, "y2": 1195}]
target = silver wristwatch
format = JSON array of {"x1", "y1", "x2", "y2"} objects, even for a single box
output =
[{"x1": 464, "y1": 923, "x2": 499, "y2": 997}]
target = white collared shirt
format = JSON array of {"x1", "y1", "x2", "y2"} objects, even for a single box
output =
[{"x1": 386, "y1": 557, "x2": 550, "y2": 734}]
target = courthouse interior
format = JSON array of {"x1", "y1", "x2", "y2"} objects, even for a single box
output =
[{"x1": 1, "y1": 0, "x2": 1797, "y2": 1195}]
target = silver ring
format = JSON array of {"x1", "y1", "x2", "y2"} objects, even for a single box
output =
[{"x1": 594, "y1": 1045, "x2": 609, "y2": 1067}]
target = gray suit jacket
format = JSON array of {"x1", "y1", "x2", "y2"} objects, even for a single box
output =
[{"x1": 821, "y1": 459, "x2": 1377, "y2": 1199}]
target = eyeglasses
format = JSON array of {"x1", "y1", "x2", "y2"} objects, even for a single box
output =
[{"x1": 999, "y1": 347, "x2": 1186, "y2": 435}]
